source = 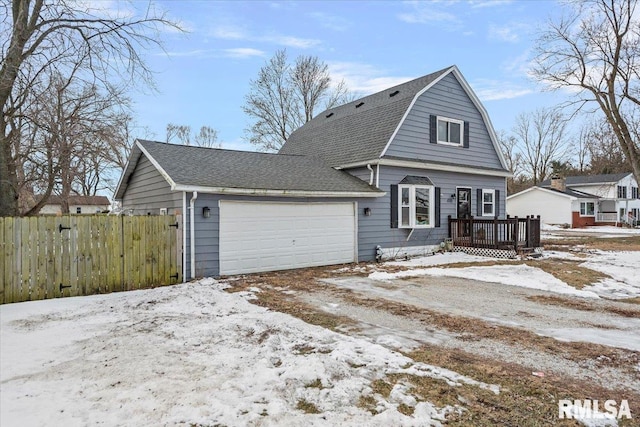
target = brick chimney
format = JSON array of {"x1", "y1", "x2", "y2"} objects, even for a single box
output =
[{"x1": 550, "y1": 174, "x2": 566, "y2": 192}]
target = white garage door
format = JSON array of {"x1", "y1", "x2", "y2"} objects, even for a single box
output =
[{"x1": 219, "y1": 201, "x2": 357, "y2": 275}]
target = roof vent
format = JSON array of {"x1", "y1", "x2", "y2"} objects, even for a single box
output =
[
  {"x1": 355, "y1": 102, "x2": 364, "y2": 108},
  {"x1": 325, "y1": 112, "x2": 334, "y2": 118},
  {"x1": 389, "y1": 90, "x2": 399, "y2": 97}
]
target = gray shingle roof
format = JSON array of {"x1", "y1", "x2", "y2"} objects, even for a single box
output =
[
  {"x1": 540, "y1": 187, "x2": 599, "y2": 199},
  {"x1": 123, "y1": 140, "x2": 382, "y2": 197},
  {"x1": 279, "y1": 66, "x2": 453, "y2": 166},
  {"x1": 539, "y1": 172, "x2": 632, "y2": 187}
]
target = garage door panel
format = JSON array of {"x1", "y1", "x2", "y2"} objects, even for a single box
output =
[{"x1": 219, "y1": 201, "x2": 356, "y2": 275}]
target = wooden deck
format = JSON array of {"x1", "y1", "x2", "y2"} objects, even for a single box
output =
[{"x1": 448, "y1": 216, "x2": 541, "y2": 251}]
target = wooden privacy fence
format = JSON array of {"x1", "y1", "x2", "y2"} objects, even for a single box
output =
[
  {"x1": 1, "y1": 215, "x2": 182, "y2": 304},
  {"x1": 448, "y1": 215, "x2": 541, "y2": 251}
]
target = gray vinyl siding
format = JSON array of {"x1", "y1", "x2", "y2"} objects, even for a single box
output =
[
  {"x1": 121, "y1": 155, "x2": 182, "y2": 214},
  {"x1": 384, "y1": 73, "x2": 504, "y2": 170},
  {"x1": 348, "y1": 166, "x2": 506, "y2": 261},
  {"x1": 184, "y1": 193, "x2": 369, "y2": 279}
]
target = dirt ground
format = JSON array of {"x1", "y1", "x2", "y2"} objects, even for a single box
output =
[{"x1": 227, "y1": 238, "x2": 640, "y2": 426}]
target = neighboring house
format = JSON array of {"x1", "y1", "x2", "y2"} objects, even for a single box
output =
[
  {"x1": 115, "y1": 65, "x2": 510, "y2": 279},
  {"x1": 507, "y1": 173, "x2": 640, "y2": 228},
  {"x1": 39, "y1": 195, "x2": 111, "y2": 215}
]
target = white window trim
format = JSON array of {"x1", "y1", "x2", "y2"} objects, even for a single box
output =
[
  {"x1": 436, "y1": 116, "x2": 464, "y2": 146},
  {"x1": 398, "y1": 184, "x2": 435, "y2": 229},
  {"x1": 580, "y1": 201, "x2": 595, "y2": 217},
  {"x1": 481, "y1": 189, "x2": 495, "y2": 217}
]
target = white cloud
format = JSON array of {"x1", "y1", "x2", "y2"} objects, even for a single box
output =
[
  {"x1": 488, "y1": 22, "x2": 532, "y2": 43},
  {"x1": 210, "y1": 25, "x2": 320, "y2": 49},
  {"x1": 328, "y1": 62, "x2": 414, "y2": 95},
  {"x1": 309, "y1": 12, "x2": 351, "y2": 31},
  {"x1": 469, "y1": 0, "x2": 513, "y2": 8},
  {"x1": 212, "y1": 25, "x2": 248, "y2": 40},
  {"x1": 473, "y1": 79, "x2": 534, "y2": 101},
  {"x1": 264, "y1": 35, "x2": 321, "y2": 49},
  {"x1": 223, "y1": 48, "x2": 266, "y2": 58},
  {"x1": 397, "y1": 1, "x2": 462, "y2": 28}
]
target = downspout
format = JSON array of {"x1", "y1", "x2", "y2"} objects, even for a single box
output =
[
  {"x1": 190, "y1": 191, "x2": 198, "y2": 279},
  {"x1": 376, "y1": 162, "x2": 380, "y2": 188},
  {"x1": 182, "y1": 192, "x2": 187, "y2": 282},
  {"x1": 366, "y1": 164, "x2": 374, "y2": 186}
]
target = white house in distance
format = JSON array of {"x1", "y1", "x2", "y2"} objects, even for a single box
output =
[
  {"x1": 39, "y1": 195, "x2": 111, "y2": 215},
  {"x1": 507, "y1": 173, "x2": 640, "y2": 228}
]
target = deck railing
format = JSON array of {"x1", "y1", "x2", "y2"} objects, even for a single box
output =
[
  {"x1": 448, "y1": 215, "x2": 541, "y2": 251},
  {"x1": 596, "y1": 212, "x2": 617, "y2": 222}
]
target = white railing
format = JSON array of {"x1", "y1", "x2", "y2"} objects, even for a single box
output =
[{"x1": 596, "y1": 212, "x2": 617, "y2": 222}]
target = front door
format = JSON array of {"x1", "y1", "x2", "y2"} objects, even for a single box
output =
[{"x1": 457, "y1": 188, "x2": 471, "y2": 237}]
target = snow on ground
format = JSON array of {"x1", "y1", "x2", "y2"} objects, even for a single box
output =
[
  {"x1": 370, "y1": 264, "x2": 600, "y2": 299},
  {"x1": 1, "y1": 279, "x2": 499, "y2": 427},
  {"x1": 385, "y1": 252, "x2": 503, "y2": 267},
  {"x1": 374, "y1": 248, "x2": 640, "y2": 300}
]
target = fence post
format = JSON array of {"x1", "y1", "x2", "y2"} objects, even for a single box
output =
[
  {"x1": 447, "y1": 215, "x2": 452, "y2": 239},
  {"x1": 469, "y1": 216, "x2": 474, "y2": 247},
  {"x1": 526, "y1": 215, "x2": 532, "y2": 248},
  {"x1": 493, "y1": 216, "x2": 499, "y2": 249}
]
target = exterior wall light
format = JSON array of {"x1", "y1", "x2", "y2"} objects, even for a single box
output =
[
  {"x1": 202, "y1": 206, "x2": 211, "y2": 218},
  {"x1": 364, "y1": 207, "x2": 372, "y2": 216}
]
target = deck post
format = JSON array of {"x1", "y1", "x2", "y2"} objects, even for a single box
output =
[
  {"x1": 513, "y1": 216, "x2": 519, "y2": 252},
  {"x1": 448, "y1": 215, "x2": 452, "y2": 239},
  {"x1": 493, "y1": 216, "x2": 499, "y2": 249},
  {"x1": 526, "y1": 215, "x2": 532, "y2": 248},
  {"x1": 469, "y1": 216, "x2": 474, "y2": 247}
]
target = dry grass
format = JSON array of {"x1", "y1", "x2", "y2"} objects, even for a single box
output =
[
  {"x1": 296, "y1": 399, "x2": 321, "y2": 414},
  {"x1": 543, "y1": 235, "x2": 640, "y2": 251},
  {"x1": 527, "y1": 259, "x2": 609, "y2": 290},
  {"x1": 381, "y1": 259, "x2": 610, "y2": 290},
  {"x1": 404, "y1": 346, "x2": 640, "y2": 426},
  {"x1": 528, "y1": 295, "x2": 640, "y2": 318}
]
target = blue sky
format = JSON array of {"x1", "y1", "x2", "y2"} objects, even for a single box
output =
[{"x1": 132, "y1": 0, "x2": 568, "y2": 151}]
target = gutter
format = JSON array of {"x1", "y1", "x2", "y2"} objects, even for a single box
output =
[
  {"x1": 190, "y1": 191, "x2": 198, "y2": 279},
  {"x1": 172, "y1": 185, "x2": 384, "y2": 198}
]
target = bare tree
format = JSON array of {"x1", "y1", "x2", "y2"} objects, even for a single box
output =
[
  {"x1": 166, "y1": 123, "x2": 191, "y2": 145},
  {"x1": 496, "y1": 130, "x2": 528, "y2": 194},
  {"x1": 0, "y1": 0, "x2": 181, "y2": 216},
  {"x1": 532, "y1": 0, "x2": 640, "y2": 185},
  {"x1": 583, "y1": 119, "x2": 629, "y2": 174},
  {"x1": 194, "y1": 126, "x2": 219, "y2": 148},
  {"x1": 167, "y1": 124, "x2": 220, "y2": 148},
  {"x1": 512, "y1": 108, "x2": 569, "y2": 185},
  {"x1": 243, "y1": 49, "x2": 352, "y2": 152},
  {"x1": 19, "y1": 71, "x2": 128, "y2": 215}
]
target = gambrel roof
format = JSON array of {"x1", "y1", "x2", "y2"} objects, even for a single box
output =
[
  {"x1": 280, "y1": 65, "x2": 508, "y2": 172},
  {"x1": 114, "y1": 140, "x2": 383, "y2": 199}
]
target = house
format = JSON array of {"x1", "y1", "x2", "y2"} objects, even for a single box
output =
[
  {"x1": 39, "y1": 195, "x2": 111, "y2": 214},
  {"x1": 506, "y1": 173, "x2": 640, "y2": 228},
  {"x1": 115, "y1": 65, "x2": 510, "y2": 279}
]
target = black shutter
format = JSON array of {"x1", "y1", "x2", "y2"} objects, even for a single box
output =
[
  {"x1": 435, "y1": 187, "x2": 441, "y2": 227},
  {"x1": 495, "y1": 190, "x2": 500, "y2": 217},
  {"x1": 390, "y1": 184, "x2": 398, "y2": 228},
  {"x1": 463, "y1": 121, "x2": 470, "y2": 148},
  {"x1": 430, "y1": 115, "x2": 437, "y2": 144},
  {"x1": 477, "y1": 188, "x2": 482, "y2": 216}
]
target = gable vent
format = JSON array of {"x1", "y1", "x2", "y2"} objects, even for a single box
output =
[
  {"x1": 325, "y1": 112, "x2": 334, "y2": 118},
  {"x1": 355, "y1": 102, "x2": 364, "y2": 108},
  {"x1": 389, "y1": 90, "x2": 399, "y2": 97}
]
